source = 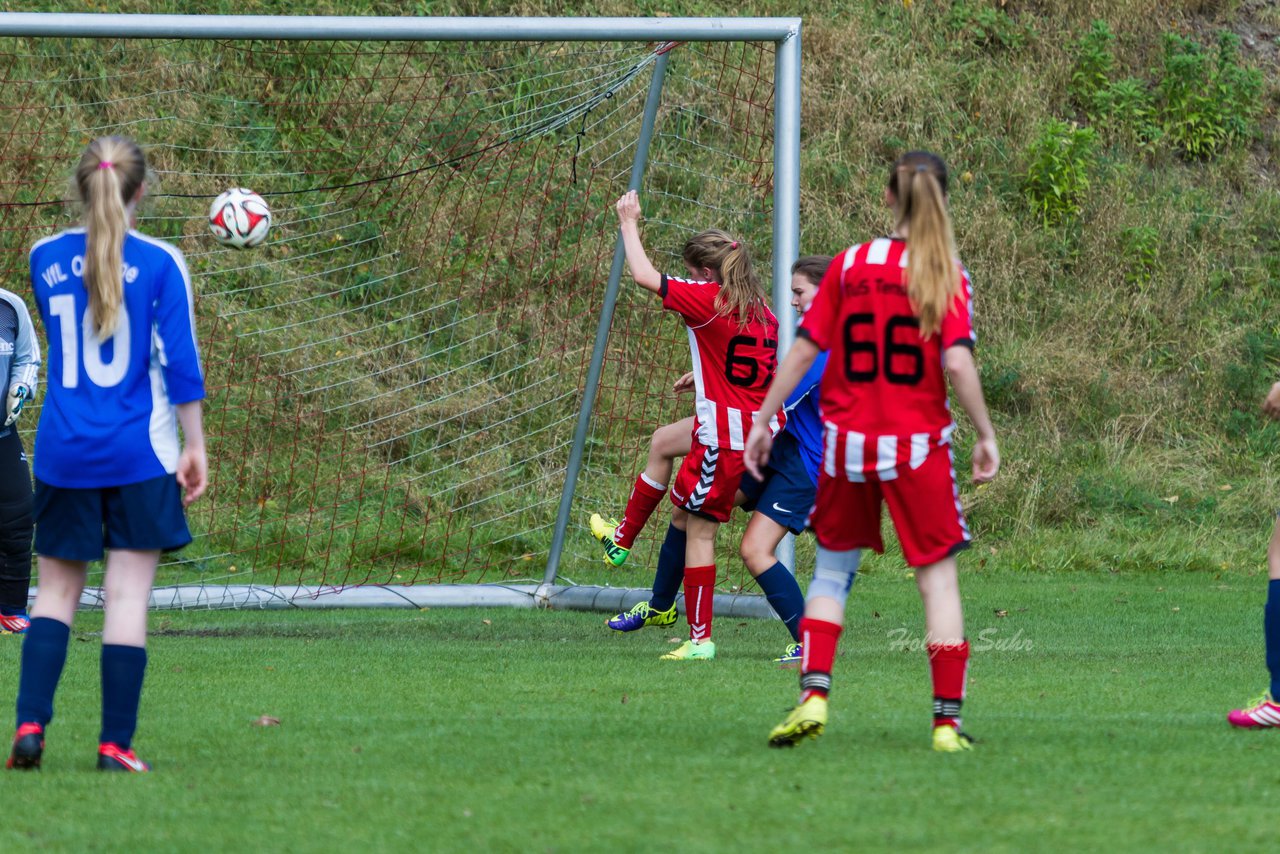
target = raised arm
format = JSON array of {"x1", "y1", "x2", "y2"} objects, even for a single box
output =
[
  {"x1": 944, "y1": 345, "x2": 999, "y2": 483},
  {"x1": 615, "y1": 191, "x2": 662, "y2": 294}
]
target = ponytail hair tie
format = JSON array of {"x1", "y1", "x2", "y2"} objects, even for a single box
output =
[
  {"x1": 915, "y1": 165, "x2": 927, "y2": 173},
  {"x1": 730, "y1": 241, "x2": 739, "y2": 250},
  {"x1": 97, "y1": 161, "x2": 115, "y2": 170}
]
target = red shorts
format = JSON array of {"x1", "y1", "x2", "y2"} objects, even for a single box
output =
[
  {"x1": 670, "y1": 439, "x2": 747, "y2": 523},
  {"x1": 810, "y1": 438, "x2": 970, "y2": 568}
]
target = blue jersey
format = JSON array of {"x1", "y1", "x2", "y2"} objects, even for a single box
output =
[
  {"x1": 29, "y1": 228, "x2": 205, "y2": 488},
  {"x1": 782, "y1": 349, "x2": 827, "y2": 485}
]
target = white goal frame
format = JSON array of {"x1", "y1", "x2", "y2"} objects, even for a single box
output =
[{"x1": 0, "y1": 13, "x2": 802, "y2": 617}]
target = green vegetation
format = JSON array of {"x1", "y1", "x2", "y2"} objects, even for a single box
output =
[
  {"x1": 1022, "y1": 119, "x2": 1097, "y2": 226},
  {"x1": 0, "y1": 572, "x2": 1273, "y2": 850},
  {"x1": 1158, "y1": 31, "x2": 1263, "y2": 159},
  {"x1": 0, "y1": 0, "x2": 1278, "y2": 592}
]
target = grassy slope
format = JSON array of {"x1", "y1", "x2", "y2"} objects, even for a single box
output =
[
  {"x1": 0, "y1": 572, "x2": 1272, "y2": 851},
  {"x1": 6, "y1": 0, "x2": 1280, "y2": 585}
]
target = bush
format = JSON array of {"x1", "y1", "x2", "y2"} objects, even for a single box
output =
[
  {"x1": 1022, "y1": 119, "x2": 1096, "y2": 226},
  {"x1": 1120, "y1": 225, "x2": 1160, "y2": 289},
  {"x1": 1158, "y1": 31, "x2": 1262, "y2": 159},
  {"x1": 945, "y1": 0, "x2": 1028, "y2": 53},
  {"x1": 1070, "y1": 20, "x2": 1116, "y2": 111},
  {"x1": 1092, "y1": 78, "x2": 1161, "y2": 149}
]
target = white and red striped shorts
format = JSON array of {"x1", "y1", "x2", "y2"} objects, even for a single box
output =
[
  {"x1": 670, "y1": 438, "x2": 747, "y2": 524},
  {"x1": 811, "y1": 425, "x2": 971, "y2": 567}
]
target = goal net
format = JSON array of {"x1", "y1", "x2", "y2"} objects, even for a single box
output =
[{"x1": 0, "y1": 16, "x2": 801, "y2": 610}]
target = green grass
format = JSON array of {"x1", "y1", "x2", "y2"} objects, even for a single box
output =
[{"x1": 0, "y1": 570, "x2": 1273, "y2": 851}]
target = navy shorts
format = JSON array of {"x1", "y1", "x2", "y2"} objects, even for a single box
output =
[
  {"x1": 34, "y1": 475, "x2": 192, "y2": 562},
  {"x1": 738, "y1": 431, "x2": 817, "y2": 535}
]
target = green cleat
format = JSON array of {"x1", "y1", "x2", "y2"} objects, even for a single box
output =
[
  {"x1": 768, "y1": 695, "x2": 827, "y2": 747},
  {"x1": 931, "y1": 725, "x2": 975, "y2": 753},
  {"x1": 660, "y1": 639, "x2": 716, "y2": 661},
  {"x1": 607, "y1": 601, "x2": 678, "y2": 632},
  {"x1": 589, "y1": 513, "x2": 631, "y2": 567},
  {"x1": 774, "y1": 642, "x2": 803, "y2": 665}
]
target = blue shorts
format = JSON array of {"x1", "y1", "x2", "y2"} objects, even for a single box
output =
[
  {"x1": 738, "y1": 431, "x2": 817, "y2": 535},
  {"x1": 34, "y1": 475, "x2": 192, "y2": 562}
]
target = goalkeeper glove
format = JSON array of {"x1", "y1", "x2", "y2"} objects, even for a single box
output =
[{"x1": 4, "y1": 383, "x2": 30, "y2": 428}]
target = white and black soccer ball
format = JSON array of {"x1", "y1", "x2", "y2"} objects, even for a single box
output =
[{"x1": 208, "y1": 187, "x2": 272, "y2": 249}]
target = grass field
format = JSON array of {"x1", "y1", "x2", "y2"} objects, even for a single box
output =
[{"x1": 0, "y1": 570, "x2": 1272, "y2": 852}]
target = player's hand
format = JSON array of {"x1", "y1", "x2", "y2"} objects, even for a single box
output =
[
  {"x1": 615, "y1": 190, "x2": 642, "y2": 224},
  {"x1": 1264, "y1": 381, "x2": 1280, "y2": 420},
  {"x1": 743, "y1": 422, "x2": 773, "y2": 481},
  {"x1": 673, "y1": 372, "x2": 695, "y2": 393},
  {"x1": 3, "y1": 383, "x2": 30, "y2": 428},
  {"x1": 176, "y1": 445, "x2": 208, "y2": 507},
  {"x1": 971, "y1": 437, "x2": 999, "y2": 484}
]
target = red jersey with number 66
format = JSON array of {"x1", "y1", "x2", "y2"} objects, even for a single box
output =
[
  {"x1": 798, "y1": 238, "x2": 974, "y2": 473},
  {"x1": 661, "y1": 274, "x2": 784, "y2": 450}
]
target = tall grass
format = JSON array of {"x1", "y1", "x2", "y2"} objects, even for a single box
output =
[{"x1": 3, "y1": 0, "x2": 1280, "y2": 590}]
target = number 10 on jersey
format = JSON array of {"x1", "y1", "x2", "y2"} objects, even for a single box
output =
[{"x1": 49, "y1": 294, "x2": 131, "y2": 388}]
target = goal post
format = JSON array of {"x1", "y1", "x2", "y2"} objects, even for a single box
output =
[{"x1": 0, "y1": 13, "x2": 802, "y2": 614}]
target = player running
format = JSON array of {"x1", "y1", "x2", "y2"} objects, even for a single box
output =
[
  {"x1": 0, "y1": 286, "x2": 39, "y2": 635},
  {"x1": 1225, "y1": 380, "x2": 1280, "y2": 728},
  {"x1": 610, "y1": 190, "x2": 783, "y2": 661},
  {"x1": 8, "y1": 136, "x2": 208, "y2": 773},
  {"x1": 744, "y1": 151, "x2": 999, "y2": 752},
  {"x1": 594, "y1": 256, "x2": 833, "y2": 663}
]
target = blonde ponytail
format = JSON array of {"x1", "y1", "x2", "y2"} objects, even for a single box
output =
[
  {"x1": 74, "y1": 136, "x2": 146, "y2": 339},
  {"x1": 890, "y1": 152, "x2": 960, "y2": 338},
  {"x1": 682, "y1": 229, "x2": 770, "y2": 330}
]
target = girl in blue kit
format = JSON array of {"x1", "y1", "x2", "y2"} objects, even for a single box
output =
[{"x1": 8, "y1": 136, "x2": 207, "y2": 772}]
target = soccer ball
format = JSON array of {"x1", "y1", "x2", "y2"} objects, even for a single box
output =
[{"x1": 208, "y1": 187, "x2": 271, "y2": 249}]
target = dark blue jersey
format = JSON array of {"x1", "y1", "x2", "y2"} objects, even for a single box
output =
[
  {"x1": 782, "y1": 349, "x2": 827, "y2": 486},
  {"x1": 29, "y1": 228, "x2": 204, "y2": 488}
]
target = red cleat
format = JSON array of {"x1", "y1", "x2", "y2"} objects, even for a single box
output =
[
  {"x1": 7, "y1": 723, "x2": 44, "y2": 770},
  {"x1": 97, "y1": 742, "x2": 151, "y2": 773}
]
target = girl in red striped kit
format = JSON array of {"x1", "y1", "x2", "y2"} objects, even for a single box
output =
[
  {"x1": 744, "y1": 151, "x2": 999, "y2": 750},
  {"x1": 611, "y1": 190, "x2": 783, "y2": 660}
]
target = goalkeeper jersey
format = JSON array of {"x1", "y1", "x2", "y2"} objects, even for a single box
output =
[
  {"x1": 29, "y1": 228, "x2": 205, "y2": 488},
  {"x1": 0, "y1": 287, "x2": 40, "y2": 441}
]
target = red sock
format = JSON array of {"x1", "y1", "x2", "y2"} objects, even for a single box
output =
[
  {"x1": 684, "y1": 565, "x2": 716, "y2": 642},
  {"x1": 613, "y1": 473, "x2": 667, "y2": 549},
  {"x1": 798, "y1": 618, "x2": 842, "y2": 702},
  {"x1": 927, "y1": 640, "x2": 970, "y2": 727}
]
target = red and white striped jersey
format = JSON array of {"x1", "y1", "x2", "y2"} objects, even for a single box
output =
[
  {"x1": 661, "y1": 274, "x2": 784, "y2": 450},
  {"x1": 798, "y1": 238, "x2": 975, "y2": 478}
]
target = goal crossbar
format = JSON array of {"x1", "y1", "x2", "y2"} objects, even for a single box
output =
[{"x1": 0, "y1": 13, "x2": 800, "y2": 43}]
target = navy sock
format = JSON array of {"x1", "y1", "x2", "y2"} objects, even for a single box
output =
[
  {"x1": 756, "y1": 562, "x2": 805, "y2": 643},
  {"x1": 101, "y1": 644, "x2": 147, "y2": 749},
  {"x1": 15, "y1": 617, "x2": 71, "y2": 728},
  {"x1": 1267, "y1": 580, "x2": 1280, "y2": 699},
  {"x1": 649, "y1": 523, "x2": 686, "y2": 612}
]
